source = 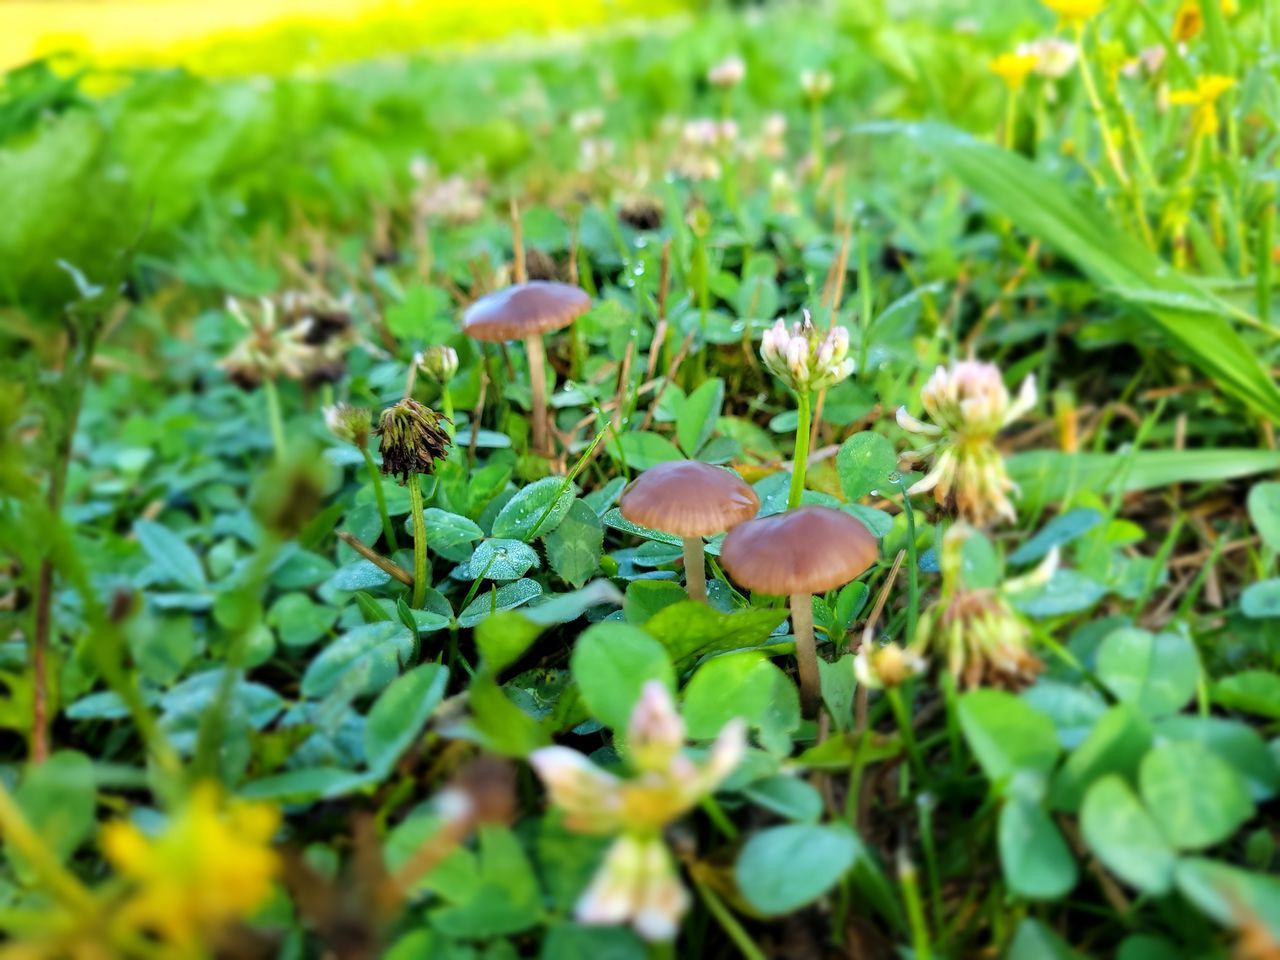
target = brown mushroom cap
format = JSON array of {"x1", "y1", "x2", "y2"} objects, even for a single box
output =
[
  {"x1": 619, "y1": 460, "x2": 760, "y2": 538},
  {"x1": 462, "y1": 281, "x2": 591, "y2": 342},
  {"x1": 719, "y1": 505, "x2": 878, "y2": 595}
]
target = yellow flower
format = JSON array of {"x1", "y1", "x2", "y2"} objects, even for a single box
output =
[
  {"x1": 1169, "y1": 74, "x2": 1236, "y2": 137},
  {"x1": 989, "y1": 52, "x2": 1040, "y2": 90},
  {"x1": 1172, "y1": 0, "x2": 1202, "y2": 41},
  {"x1": 1042, "y1": 0, "x2": 1106, "y2": 23},
  {"x1": 101, "y1": 783, "x2": 280, "y2": 948}
]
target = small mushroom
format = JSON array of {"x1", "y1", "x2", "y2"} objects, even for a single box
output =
[
  {"x1": 619, "y1": 460, "x2": 759, "y2": 603},
  {"x1": 719, "y1": 506, "x2": 878, "y2": 717},
  {"x1": 462, "y1": 281, "x2": 591, "y2": 455}
]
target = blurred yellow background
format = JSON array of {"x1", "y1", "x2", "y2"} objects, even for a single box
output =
[{"x1": 1, "y1": 0, "x2": 688, "y2": 74}]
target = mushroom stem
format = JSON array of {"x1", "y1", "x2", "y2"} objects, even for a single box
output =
[
  {"x1": 682, "y1": 537, "x2": 708, "y2": 602},
  {"x1": 525, "y1": 334, "x2": 550, "y2": 455},
  {"x1": 789, "y1": 592, "x2": 821, "y2": 718}
]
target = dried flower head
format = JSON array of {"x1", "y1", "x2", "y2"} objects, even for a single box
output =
[
  {"x1": 619, "y1": 196, "x2": 664, "y2": 231},
  {"x1": 528, "y1": 681, "x2": 746, "y2": 941},
  {"x1": 323, "y1": 403, "x2": 371, "y2": 449},
  {"x1": 897, "y1": 360, "x2": 1036, "y2": 526},
  {"x1": 220, "y1": 294, "x2": 364, "y2": 391},
  {"x1": 910, "y1": 523, "x2": 1056, "y2": 689},
  {"x1": 707, "y1": 55, "x2": 746, "y2": 89},
  {"x1": 760, "y1": 310, "x2": 855, "y2": 393},
  {"x1": 417, "y1": 345, "x2": 459, "y2": 383},
  {"x1": 375, "y1": 399, "x2": 452, "y2": 483},
  {"x1": 410, "y1": 158, "x2": 485, "y2": 225}
]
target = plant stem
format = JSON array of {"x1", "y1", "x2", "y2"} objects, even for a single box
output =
[
  {"x1": 0, "y1": 781, "x2": 96, "y2": 912},
  {"x1": 788, "y1": 389, "x2": 812, "y2": 510},
  {"x1": 887, "y1": 686, "x2": 927, "y2": 783},
  {"x1": 408, "y1": 476, "x2": 427, "y2": 608},
  {"x1": 441, "y1": 382, "x2": 455, "y2": 431},
  {"x1": 856, "y1": 225, "x2": 873, "y2": 376},
  {"x1": 262, "y1": 376, "x2": 287, "y2": 463},
  {"x1": 361, "y1": 447, "x2": 398, "y2": 551},
  {"x1": 809, "y1": 99, "x2": 825, "y2": 180},
  {"x1": 693, "y1": 878, "x2": 767, "y2": 960},
  {"x1": 525, "y1": 334, "x2": 550, "y2": 456},
  {"x1": 1258, "y1": 181, "x2": 1275, "y2": 326},
  {"x1": 1074, "y1": 23, "x2": 1130, "y2": 188},
  {"x1": 898, "y1": 479, "x2": 919, "y2": 643},
  {"x1": 898, "y1": 850, "x2": 934, "y2": 960},
  {"x1": 682, "y1": 536, "x2": 708, "y2": 602},
  {"x1": 789, "y1": 592, "x2": 821, "y2": 718}
]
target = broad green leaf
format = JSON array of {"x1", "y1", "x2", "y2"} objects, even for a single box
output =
[
  {"x1": 998, "y1": 797, "x2": 1077, "y2": 899},
  {"x1": 1175, "y1": 859, "x2": 1280, "y2": 939},
  {"x1": 1095, "y1": 627, "x2": 1200, "y2": 718},
  {"x1": 1157, "y1": 715, "x2": 1280, "y2": 802},
  {"x1": 681, "y1": 652, "x2": 800, "y2": 754},
  {"x1": 491, "y1": 477, "x2": 579, "y2": 541},
  {"x1": 1241, "y1": 579, "x2": 1280, "y2": 619},
  {"x1": 742, "y1": 776, "x2": 824, "y2": 823},
  {"x1": 543, "y1": 499, "x2": 603, "y2": 589},
  {"x1": 1080, "y1": 775, "x2": 1176, "y2": 894},
  {"x1": 466, "y1": 538, "x2": 539, "y2": 581},
  {"x1": 836, "y1": 431, "x2": 897, "y2": 501},
  {"x1": 134, "y1": 519, "x2": 206, "y2": 591},
  {"x1": 1211, "y1": 670, "x2": 1280, "y2": 719},
  {"x1": 1006, "y1": 919, "x2": 1086, "y2": 960},
  {"x1": 735, "y1": 824, "x2": 858, "y2": 915},
  {"x1": 422, "y1": 508, "x2": 484, "y2": 561},
  {"x1": 1049, "y1": 704, "x2": 1152, "y2": 812},
  {"x1": 642, "y1": 601, "x2": 789, "y2": 666},
  {"x1": 958, "y1": 690, "x2": 1060, "y2": 790},
  {"x1": 1247, "y1": 482, "x2": 1280, "y2": 551},
  {"x1": 364, "y1": 662, "x2": 449, "y2": 774},
  {"x1": 677, "y1": 378, "x2": 724, "y2": 456},
  {"x1": 609, "y1": 431, "x2": 684, "y2": 471},
  {"x1": 6, "y1": 751, "x2": 95, "y2": 885},
  {"x1": 430, "y1": 826, "x2": 544, "y2": 937},
  {"x1": 301, "y1": 622, "x2": 415, "y2": 698},
  {"x1": 456, "y1": 579, "x2": 543, "y2": 627},
  {"x1": 1139, "y1": 741, "x2": 1255, "y2": 851},
  {"x1": 266, "y1": 592, "x2": 337, "y2": 648},
  {"x1": 569, "y1": 622, "x2": 674, "y2": 732}
]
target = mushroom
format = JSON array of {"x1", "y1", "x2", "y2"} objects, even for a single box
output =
[
  {"x1": 619, "y1": 459, "x2": 759, "y2": 603},
  {"x1": 719, "y1": 505, "x2": 878, "y2": 717},
  {"x1": 462, "y1": 281, "x2": 591, "y2": 455}
]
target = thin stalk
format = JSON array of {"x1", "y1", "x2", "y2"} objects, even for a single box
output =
[
  {"x1": 408, "y1": 477, "x2": 427, "y2": 608},
  {"x1": 1002, "y1": 87, "x2": 1018, "y2": 151},
  {"x1": 1074, "y1": 23, "x2": 1130, "y2": 188},
  {"x1": 682, "y1": 536, "x2": 708, "y2": 602},
  {"x1": 809, "y1": 99, "x2": 825, "y2": 180},
  {"x1": 788, "y1": 389, "x2": 812, "y2": 510},
  {"x1": 693, "y1": 878, "x2": 767, "y2": 960},
  {"x1": 789, "y1": 592, "x2": 821, "y2": 718},
  {"x1": 441, "y1": 382, "x2": 455, "y2": 431},
  {"x1": 0, "y1": 781, "x2": 96, "y2": 912},
  {"x1": 856, "y1": 225, "x2": 873, "y2": 376},
  {"x1": 898, "y1": 850, "x2": 933, "y2": 960},
  {"x1": 262, "y1": 376, "x2": 287, "y2": 463},
  {"x1": 525, "y1": 334, "x2": 550, "y2": 455},
  {"x1": 360, "y1": 447, "x2": 398, "y2": 551},
  {"x1": 898, "y1": 479, "x2": 920, "y2": 643},
  {"x1": 887, "y1": 686, "x2": 927, "y2": 784},
  {"x1": 1258, "y1": 182, "x2": 1275, "y2": 326}
]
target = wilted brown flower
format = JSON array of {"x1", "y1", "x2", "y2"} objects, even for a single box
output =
[{"x1": 375, "y1": 399, "x2": 451, "y2": 483}]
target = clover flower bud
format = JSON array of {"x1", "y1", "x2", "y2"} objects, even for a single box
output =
[
  {"x1": 898, "y1": 360, "x2": 1035, "y2": 527},
  {"x1": 323, "y1": 403, "x2": 371, "y2": 449},
  {"x1": 375, "y1": 399, "x2": 452, "y2": 484},
  {"x1": 800, "y1": 68, "x2": 834, "y2": 100},
  {"x1": 854, "y1": 642, "x2": 925, "y2": 690},
  {"x1": 417, "y1": 345, "x2": 459, "y2": 383},
  {"x1": 760, "y1": 311, "x2": 855, "y2": 393},
  {"x1": 707, "y1": 55, "x2": 746, "y2": 89},
  {"x1": 628, "y1": 681, "x2": 685, "y2": 775}
]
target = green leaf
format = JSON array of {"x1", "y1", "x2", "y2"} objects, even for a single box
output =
[
  {"x1": 836, "y1": 431, "x2": 898, "y2": 501},
  {"x1": 681, "y1": 652, "x2": 800, "y2": 755},
  {"x1": 1006, "y1": 919, "x2": 1087, "y2": 960},
  {"x1": 475, "y1": 610, "x2": 547, "y2": 673},
  {"x1": 301, "y1": 621, "x2": 415, "y2": 698},
  {"x1": 642, "y1": 601, "x2": 789, "y2": 666},
  {"x1": 1175, "y1": 859, "x2": 1280, "y2": 939},
  {"x1": 491, "y1": 477, "x2": 579, "y2": 541},
  {"x1": 1009, "y1": 450, "x2": 1280, "y2": 508},
  {"x1": 467, "y1": 539, "x2": 539, "y2": 581},
  {"x1": 1049, "y1": 705, "x2": 1152, "y2": 812},
  {"x1": 543, "y1": 499, "x2": 603, "y2": 589},
  {"x1": 1211, "y1": 670, "x2": 1280, "y2": 719},
  {"x1": 266, "y1": 592, "x2": 337, "y2": 648},
  {"x1": 569, "y1": 622, "x2": 674, "y2": 732},
  {"x1": 818, "y1": 655, "x2": 856, "y2": 734},
  {"x1": 6, "y1": 751, "x2": 95, "y2": 885},
  {"x1": 1080, "y1": 775, "x2": 1176, "y2": 894},
  {"x1": 456, "y1": 579, "x2": 543, "y2": 627},
  {"x1": 998, "y1": 797, "x2": 1077, "y2": 900},
  {"x1": 1009, "y1": 509, "x2": 1102, "y2": 565},
  {"x1": 430, "y1": 826, "x2": 544, "y2": 937},
  {"x1": 609, "y1": 431, "x2": 684, "y2": 471},
  {"x1": 677, "y1": 378, "x2": 724, "y2": 456},
  {"x1": 539, "y1": 923, "x2": 645, "y2": 960},
  {"x1": 1139, "y1": 741, "x2": 1255, "y2": 851},
  {"x1": 742, "y1": 775, "x2": 824, "y2": 823},
  {"x1": 1157, "y1": 715, "x2": 1280, "y2": 802},
  {"x1": 422, "y1": 508, "x2": 484, "y2": 561},
  {"x1": 1241, "y1": 579, "x2": 1280, "y2": 619},
  {"x1": 1095, "y1": 627, "x2": 1200, "y2": 718},
  {"x1": 898, "y1": 123, "x2": 1280, "y2": 422},
  {"x1": 364, "y1": 662, "x2": 449, "y2": 774},
  {"x1": 1247, "y1": 482, "x2": 1280, "y2": 551},
  {"x1": 735, "y1": 824, "x2": 858, "y2": 915},
  {"x1": 958, "y1": 690, "x2": 1060, "y2": 790},
  {"x1": 240, "y1": 766, "x2": 369, "y2": 802},
  {"x1": 134, "y1": 519, "x2": 206, "y2": 591}
]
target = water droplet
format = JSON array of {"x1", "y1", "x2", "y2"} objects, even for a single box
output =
[{"x1": 887, "y1": 471, "x2": 902, "y2": 484}]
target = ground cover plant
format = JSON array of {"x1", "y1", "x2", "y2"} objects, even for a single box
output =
[{"x1": 2, "y1": 0, "x2": 1280, "y2": 956}]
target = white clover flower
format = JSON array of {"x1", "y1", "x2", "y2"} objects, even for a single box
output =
[
  {"x1": 417, "y1": 345, "x2": 458, "y2": 383},
  {"x1": 707, "y1": 55, "x2": 746, "y2": 89},
  {"x1": 853, "y1": 642, "x2": 926, "y2": 690},
  {"x1": 908, "y1": 524, "x2": 1058, "y2": 689},
  {"x1": 760, "y1": 311, "x2": 855, "y2": 393},
  {"x1": 570, "y1": 107, "x2": 606, "y2": 135},
  {"x1": 898, "y1": 360, "x2": 1036, "y2": 526},
  {"x1": 528, "y1": 681, "x2": 746, "y2": 942},
  {"x1": 1016, "y1": 37, "x2": 1079, "y2": 79}
]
